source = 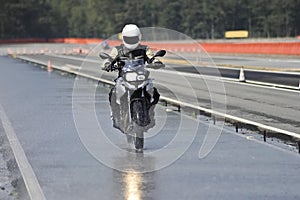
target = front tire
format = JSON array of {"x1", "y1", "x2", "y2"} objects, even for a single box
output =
[
  {"x1": 130, "y1": 100, "x2": 146, "y2": 151},
  {"x1": 126, "y1": 131, "x2": 143, "y2": 152},
  {"x1": 131, "y1": 99, "x2": 150, "y2": 127},
  {"x1": 134, "y1": 131, "x2": 144, "y2": 151}
]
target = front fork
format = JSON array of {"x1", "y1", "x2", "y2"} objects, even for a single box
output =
[
  {"x1": 126, "y1": 88, "x2": 146, "y2": 125},
  {"x1": 127, "y1": 90, "x2": 132, "y2": 130},
  {"x1": 127, "y1": 85, "x2": 147, "y2": 132}
]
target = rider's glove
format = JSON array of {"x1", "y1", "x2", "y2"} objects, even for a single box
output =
[
  {"x1": 103, "y1": 62, "x2": 111, "y2": 72},
  {"x1": 154, "y1": 61, "x2": 165, "y2": 68},
  {"x1": 117, "y1": 60, "x2": 125, "y2": 67}
]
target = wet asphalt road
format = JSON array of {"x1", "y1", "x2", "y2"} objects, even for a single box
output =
[
  {"x1": 18, "y1": 54, "x2": 300, "y2": 133},
  {"x1": 167, "y1": 52, "x2": 300, "y2": 70},
  {"x1": 0, "y1": 56, "x2": 300, "y2": 199},
  {"x1": 17, "y1": 52, "x2": 300, "y2": 89},
  {"x1": 46, "y1": 52, "x2": 300, "y2": 87}
]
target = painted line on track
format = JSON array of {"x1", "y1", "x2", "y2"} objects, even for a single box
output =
[{"x1": 0, "y1": 103, "x2": 46, "y2": 200}]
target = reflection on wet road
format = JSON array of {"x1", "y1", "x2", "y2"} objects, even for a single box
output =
[{"x1": 113, "y1": 153, "x2": 155, "y2": 200}]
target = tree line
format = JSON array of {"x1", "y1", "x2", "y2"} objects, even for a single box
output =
[{"x1": 1, "y1": 0, "x2": 300, "y2": 39}]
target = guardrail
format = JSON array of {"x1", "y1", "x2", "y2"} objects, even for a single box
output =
[{"x1": 16, "y1": 55, "x2": 300, "y2": 153}]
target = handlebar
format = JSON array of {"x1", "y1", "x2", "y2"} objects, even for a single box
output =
[
  {"x1": 147, "y1": 63, "x2": 165, "y2": 69},
  {"x1": 101, "y1": 49, "x2": 166, "y2": 71},
  {"x1": 103, "y1": 62, "x2": 121, "y2": 72}
]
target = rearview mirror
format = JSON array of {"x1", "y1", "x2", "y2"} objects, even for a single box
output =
[
  {"x1": 149, "y1": 50, "x2": 166, "y2": 63},
  {"x1": 154, "y1": 50, "x2": 166, "y2": 57},
  {"x1": 99, "y1": 52, "x2": 112, "y2": 60}
]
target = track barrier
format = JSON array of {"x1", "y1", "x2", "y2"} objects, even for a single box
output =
[
  {"x1": 144, "y1": 42, "x2": 300, "y2": 56},
  {"x1": 2, "y1": 38, "x2": 300, "y2": 56}
]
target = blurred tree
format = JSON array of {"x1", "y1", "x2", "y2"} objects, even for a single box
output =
[
  {"x1": 159, "y1": 1, "x2": 183, "y2": 32},
  {"x1": 1, "y1": 0, "x2": 300, "y2": 39}
]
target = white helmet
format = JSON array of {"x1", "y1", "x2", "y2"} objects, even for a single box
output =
[{"x1": 122, "y1": 24, "x2": 141, "y2": 50}]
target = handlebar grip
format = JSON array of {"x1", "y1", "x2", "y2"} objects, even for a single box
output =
[{"x1": 147, "y1": 63, "x2": 165, "y2": 69}]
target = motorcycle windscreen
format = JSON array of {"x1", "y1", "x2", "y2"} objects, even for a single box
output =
[{"x1": 123, "y1": 59, "x2": 144, "y2": 69}]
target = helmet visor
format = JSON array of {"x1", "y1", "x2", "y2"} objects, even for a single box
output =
[{"x1": 123, "y1": 36, "x2": 139, "y2": 44}]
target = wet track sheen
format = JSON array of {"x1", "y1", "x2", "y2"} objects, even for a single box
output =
[
  {"x1": 18, "y1": 54, "x2": 300, "y2": 133},
  {"x1": 0, "y1": 56, "x2": 300, "y2": 199}
]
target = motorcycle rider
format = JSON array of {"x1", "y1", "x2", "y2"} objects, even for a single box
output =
[
  {"x1": 103, "y1": 24, "x2": 163, "y2": 132},
  {"x1": 104, "y1": 24, "x2": 163, "y2": 76}
]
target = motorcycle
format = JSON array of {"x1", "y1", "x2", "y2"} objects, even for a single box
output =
[{"x1": 99, "y1": 49, "x2": 166, "y2": 151}]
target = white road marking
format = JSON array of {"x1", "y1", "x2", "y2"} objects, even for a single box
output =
[{"x1": 0, "y1": 103, "x2": 46, "y2": 200}]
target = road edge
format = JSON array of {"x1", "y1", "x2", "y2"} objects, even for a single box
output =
[{"x1": 0, "y1": 103, "x2": 46, "y2": 200}]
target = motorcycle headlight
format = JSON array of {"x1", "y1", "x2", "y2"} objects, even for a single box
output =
[
  {"x1": 125, "y1": 72, "x2": 138, "y2": 82},
  {"x1": 137, "y1": 75, "x2": 146, "y2": 81}
]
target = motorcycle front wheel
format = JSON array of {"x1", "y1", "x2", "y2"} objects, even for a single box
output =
[
  {"x1": 130, "y1": 100, "x2": 146, "y2": 151},
  {"x1": 126, "y1": 130, "x2": 143, "y2": 152},
  {"x1": 134, "y1": 130, "x2": 144, "y2": 151}
]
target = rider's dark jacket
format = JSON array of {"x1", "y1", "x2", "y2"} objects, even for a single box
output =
[{"x1": 108, "y1": 44, "x2": 155, "y2": 61}]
